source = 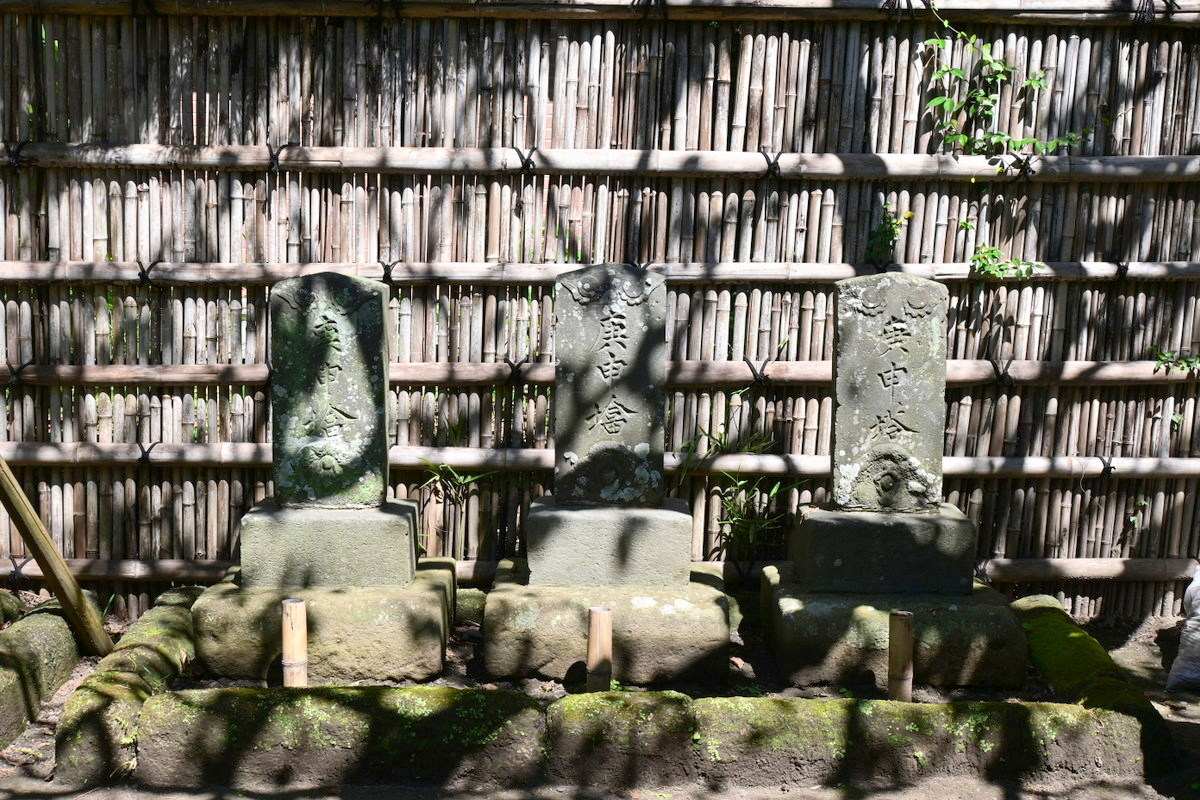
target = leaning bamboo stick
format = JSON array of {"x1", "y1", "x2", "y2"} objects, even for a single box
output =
[{"x1": 0, "y1": 454, "x2": 113, "y2": 655}]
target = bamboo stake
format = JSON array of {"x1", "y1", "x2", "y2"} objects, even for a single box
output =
[
  {"x1": 0, "y1": 455, "x2": 113, "y2": 655},
  {"x1": 281, "y1": 598, "x2": 308, "y2": 688},
  {"x1": 887, "y1": 610, "x2": 914, "y2": 702},
  {"x1": 586, "y1": 605, "x2": 613, "y2": 692}
]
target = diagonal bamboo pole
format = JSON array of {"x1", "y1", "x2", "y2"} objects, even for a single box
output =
[{"x1": 0, "y1": 456, "x2": 113, "y2": 655}]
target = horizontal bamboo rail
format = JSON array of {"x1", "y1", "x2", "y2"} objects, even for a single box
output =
[
  {"x1": 1, "y1": 557, "x2": 1191, "y2": 586},
  {"x1": 3, "y1": 261, "x2": 1199, "y2": 285},
  {"x1": 0, "y1": 0, "x2": 1195, "y2": 24},
  {"x1": 1, "y1": 443, "x2": 1197, "y2": 479},
  {"x1": 5, "y1": 144, "x2": 1200, "y2": 183},
  {"x1": 984, "y1": 558, "x2": 1199, "y2": 583},
  {"x1": 1, "y1": 360, "x2": 1194, "y2": 387}
]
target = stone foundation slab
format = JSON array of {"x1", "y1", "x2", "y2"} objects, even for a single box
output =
[
  {"x1": 763, "y1": 566, "x2": 1026, "y2": 689},
  {"x1": 483, "y1": 561, "x2": 729, "y2": 683},
  {"x1": 525, "y1": 496, "x2": 692, "y2": 586},
  {"x1": 788, "y1": 503, "x2": 976, "y2": 595},
  {"x1": 193, "y1": 559, "x2": 454, "y2": 683},
  {"x1": 238, "y1": 500, "x2": 418, "y2": 588}
]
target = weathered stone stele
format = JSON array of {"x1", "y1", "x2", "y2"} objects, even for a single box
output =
[
  {"x1": 831, "y1": 273, "x2": 948, "y2": 512},
  {"x1": 271, "y1": 273, "x2": 389, "y2": 508},
  {"x1": 553, "y1": 263, "x2": 666, "y2": 507}
]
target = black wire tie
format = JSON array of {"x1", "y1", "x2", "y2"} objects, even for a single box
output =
[
  {"x1": 7, "y1": 555, "x2": 32, "y2": 585},
  {"x1": 760, "y1": 147, "x2": 783, "y2": 179},
  {"x1": 379, "y1": 259, "x2": 402, "y2": 286},
  {"x1": 136, "y1": 258, "x2": 163, "y2": 288},
  {"x1": 504, "y1": 355, "x2": 530, "y2": 384},
  {"x1": 4, "y1": 140, "x2": 31, "y2": 172},
  {"x1": 267, "y1": 142, "x2": 294, "y2": 173},
  {"x1": 137, "y1": 441, "x2": 159, "y2": 467},
  {"x1": 6, "y1": 357, "x2": 34, "y2": 387},
  {"x1": 512, "y1": 146, "x2": 538, "y2": 175},
  {"x1": 988, "y1": 355, "x2": 1016, "y2": 392}
]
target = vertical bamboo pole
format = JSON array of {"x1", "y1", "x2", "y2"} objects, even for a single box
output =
[
  {"x1": 888, "y1": 610, "x2": 914, "y2": 702},
  {"x1": 586, "y1": 605, "x2": 613, "y2": 692},
  {"x1": 282, "y1": 598, "x2": 308, "y2": 688}
]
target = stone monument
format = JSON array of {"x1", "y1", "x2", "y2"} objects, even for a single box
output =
[
  {"x1": 484, "y1": 264, "x2": 730, "y2": 683},
  {"x1": 764, "y1": 273, "x2": 1026, "y2": 689},
  {"x1": 192, "y1": 273, "x2": 454, "y2": 683}
]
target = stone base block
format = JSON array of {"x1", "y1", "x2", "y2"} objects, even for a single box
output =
[
  {"x1": 763, "y1": 566, "x2": 1027, "y2": 689},
  {"x1": 239, "y1": 500, "x2": 418, "y2": 588},
  {"x1": 194, "y1": 559, "x2": 454, "y2": 683},
  {"x1": 525, "y1": 496, "x2": 692, "y2": 586},
  {"x1": 789, "y1": 503, "x2": 976, "y2": 595},
  {"x1": 483, "y1": 561, "x2": 729, "y2": 683}
]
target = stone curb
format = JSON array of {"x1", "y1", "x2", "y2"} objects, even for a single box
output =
[
  {"x1": 134, "y1": 687, "x2": 545, "y2": 790},
  {"x1": 1011, "y1": 593, "x2": 1178, "y2": 776},
  {"x1": 128, "y1": 687, "x2": 1145, "y2": 791},
  {"x1": 55, "y1": 586, "x2": 205, "y2": 787},
  {"x1": 0, "y1": 599, "x2": 82, "y2": 750}
]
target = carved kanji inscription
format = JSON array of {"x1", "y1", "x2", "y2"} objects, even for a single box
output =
[
  {"x1": 832, "y1": 273, "x2": 947, "y2": 512},
  {"x1": 271, "y1": 273, "x2": 390, "y2": 508},
  {"x1": 554, "y1": 264, "x2": 665, "y2": 507}
]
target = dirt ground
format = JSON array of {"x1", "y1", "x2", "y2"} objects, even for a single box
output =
[{"x1": 2, "y1": 615, "x2": 1199, "y2": 800}]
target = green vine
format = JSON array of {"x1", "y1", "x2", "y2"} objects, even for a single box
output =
[
  {"x1": 923, "y1": 6, "x2": 1091, "y2": 159},
  {"x1": 864, "y1": 204, "x2": 912, "y2": 266},
  {"x1": 922, "y1": 2, "x2": 1092, "y2": 280},
  {"x1": 1149, "y1": 346, "x2": 1200, "y2": 376},
  {"x1": 969, "y1": 246, "x2": 1038, "y2": 279}
]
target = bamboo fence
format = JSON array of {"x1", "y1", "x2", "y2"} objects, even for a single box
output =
[{"x1": 0, "y1": 8, "x2": 1198, "y2": 619}]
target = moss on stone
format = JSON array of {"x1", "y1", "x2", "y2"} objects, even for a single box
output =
[
  {"x1": 0, "y1": 604, "x2": 80, "y2": 750},
  {"x1": 549, "y1": 691, "x2": 694, "y2": 740},
  {"x1": 55, "y1": 587, "x2": 204, "y2": 787},
  {"x1": 456, "y1": 587, "x2": 487, "y2": 626},
  {"x1": 136, "y1": 686, "x2": 545, "y2": 789},
  {"x1": 0, "y1": 589, "x2": 21, "y2": 626},
  {"x1": 1011, "y1": 594, "x2": 1177, "y2": 776},
  {"x1": 692, "y1": 696, "x2": 1134, "y2": 786}
]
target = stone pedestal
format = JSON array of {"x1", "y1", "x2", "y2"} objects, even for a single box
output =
[
  {"x1": 525, "y1": 497, "x2": 692, "y2": 587},
  {"x1": 239, "y1": 500, "x2": 418, "y2": 589},
  {"x1": 194, "y1": 559, "x2": 455, "y2": 683},
  {"x1": 483, "y1": 560, "x2": 729, "y2": 684},
  {"x1": 789, "y1": 503, "x2": 976, "y2": 595},
  {"x1": 762, "y1": 566, "x2": 1026, "y2": 689}
]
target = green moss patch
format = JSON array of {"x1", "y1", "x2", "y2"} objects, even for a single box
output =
[
  {"x1": 1011, "y1": 594, "x2": 1176, "y2": 776},
  {"x1": 0, "y1": 590, "x2": 21, "y2": 627},
  {"x1": 56, "y1": 586, "x2": 204, "y2": 787},
  {"x1": 135, "y1": 686, "x2": 544, "y2": 790},
  {"x1": 693, "y1": 697, "x2": 1136, "y2": 787},
  {"x1": 0, "y1": 603, "x2": 79, "y2": 750},
  {"x1": 127, "y1": 684, "x2": 1152, "y2": 792}
]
